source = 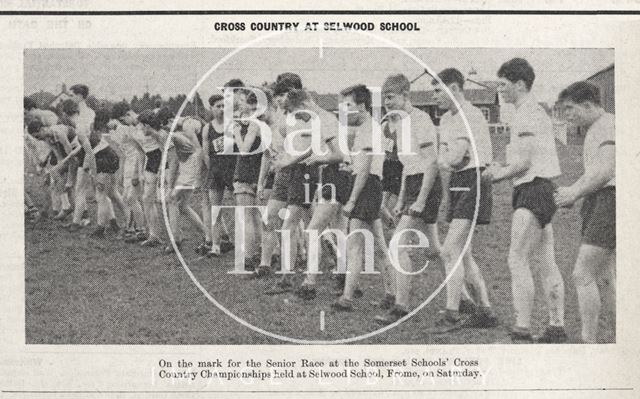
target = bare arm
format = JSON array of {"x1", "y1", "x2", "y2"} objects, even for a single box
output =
[
  {"x1": 47, "y1": 142, "x2": 84, "y2": 175},
  {"x1": 171, "y1": 131, "x2": 194, "y2": 149},
  {"x1": 556, "y1": 143, "x2": 614, "y2": 207},
  {"x1": 572, "y1": 144, "x2": 615, "y2": 197},
  {"x1": 444, "y1": 138, "x2": 471, "y2": 170},
  {"x1": 202, "y1": 123, "x2": 211, "y2": 169},
  {"x1": 414, "y1": 143, "x2": 439, "y2": 205},
  {"x1": 55, "y1": 128, "x2": 74, "y2": 156},
  {"x1": 78, "y1": 133, "x2": 96, "y2": 174},
  {"x1": 257, "y1": 149, "x2": 272, "y2": 192},
  {"x1": 488, "y1": 136, "x2": 533, "y2": 182},
  {"x1": 346, "y1": 153, "x2": 372, "y2": 205}
]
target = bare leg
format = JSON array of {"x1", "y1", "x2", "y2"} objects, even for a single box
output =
[
  {"x1": 535, "y1": 223, "x2": 565, "y2": 328},
  {"x1": 260, "y1": 198, "x2": 286, "y2": 268},
  {"x1": 573, "y1": 244, "x2": 614, "y2": 343},
  {"x1": 303, "y1": 202, "x2": 341, "y2": 285},
  {"x1": 235, "y1": 192, "x2": 260, "y2": 260},
  {"x1": 508, "y1": 209, "x2": 542, "y2": 330},
  {"x1": 441, "y1": 219, "x2": 472, "y2": 311},
  {"x1": 341, "y1": 219, "x2": 371, "y2": 301}
]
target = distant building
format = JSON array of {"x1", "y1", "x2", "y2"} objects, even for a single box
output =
[
  {"x1": 409, "y1": 83, "x2": 501, "y2": 125},
  {"x1": 586, "y1": 63, "x2": 614, "y2": 113}
]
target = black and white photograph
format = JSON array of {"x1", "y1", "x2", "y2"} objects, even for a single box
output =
[{"x1": 23, "y1": 47, "x2": 616, "y2": 345}]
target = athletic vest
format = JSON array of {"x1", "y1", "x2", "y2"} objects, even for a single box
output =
[
  {"x1": 207, "y1": 121, "x2": 237, "y2": 173},
  {"x1": 234, "y1": 122, "x2": 263, "y2": 184}
]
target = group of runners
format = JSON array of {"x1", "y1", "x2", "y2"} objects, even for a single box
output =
[{"x1": 24, "y1": 56, "x2": 616, "y2": 344}]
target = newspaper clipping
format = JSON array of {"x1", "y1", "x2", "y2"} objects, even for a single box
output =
[{"x1": 4, "y1": 1, "x2": 640, "y2": 397}]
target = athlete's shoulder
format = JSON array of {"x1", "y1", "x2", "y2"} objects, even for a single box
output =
[
  {"x1": 599, "y1": 112, "x2": 615, "y2": 129},
  {"x1": 438, "y1": 109, "x2": 453, "y2": 125},
  {"x1": 410, "y1": 106, "x2": 433, "y2": 122},
  {"x1": 463, "y1": 102, "x2": 488, "y2": 120},
  {"x1": 590, "y1": 112, "x2": 615, "y2": 140}
]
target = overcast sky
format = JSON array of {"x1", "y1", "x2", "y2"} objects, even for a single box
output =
[{"x1": 24, "y1": 47, "x2": 613, "y2": 104}]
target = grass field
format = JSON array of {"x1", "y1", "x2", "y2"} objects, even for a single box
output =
[{"x1": 24, "y1": 138, "x2": 616, "y2": 344}]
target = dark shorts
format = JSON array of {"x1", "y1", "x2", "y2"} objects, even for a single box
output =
[
  {"x1": 512, "y1": 177, "x2": 557, "y2": 228},
  {"x1": 447, "y1": 168, "x2": 492, "y2": 224},
  {"x1": 145, "y1": 148, "x2": 162, "y2": 174},
  {"x1": 233, "y1": 153, "x2": 262, "y2": 185},
  {"x1": 382, "y1": 158, "x2": 403, "y2": 196},
  {"x1": 48, "y1": 152, "x2": 58, "y2": 166},
  {"x1": 287, "y1": 164, "x2": 317, "y2": 208},
  {"x1": 206, "y1": 165, "x2": 235, "y2": 191},
  {"x1": 404, "y1": 173, "x2": 443, "y2": 224},
  {"x1": 95, "y1": 147, "x2": 120, "y2": 174},
  {"x1": 581, "y1": 186, "x2": 616, "y2": 249},
  {"x1": 271, "y1": 167, "x2": 291, "y2": 202},
  {"x1": 76, "y1": 148, "x2": 86, "y2": 166},
  {"x1": 350, "y1": 175, "x2": 383, "y2": 222},
  {"x1": 318, "y1": 164, "x2": 352, "y2": 206},
  {"x1": 264, "y1": 171, "x2": 275, "y2": 190}
]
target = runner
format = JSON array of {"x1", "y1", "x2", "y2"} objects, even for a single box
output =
[
  {"x1": 24, "y1": 99, "x2": 64, "y2": 220},
  {"x1": 59, "y1": 99, "x2": 97, "y2": 232},
  {"x1": 288, "y1": 89, "x2": 350, "y2": 299},
  {"x1": 200, "y1": 94, "x2": 237, "y2": 257},
  {"x1": 265, "y1": 88, "x2": 321, "y2": 292},
  {"x1": 256, "y1": 73, "x2": 304, "y2": 277},
  {"x1": 484, "y1": 58, "x2": 567, "y2": 343},
  {"x1": 374, "y1": 74, "x2": 443, "y2": 325},
  {"x1": 87, "y1": 110, "x2": 126, "y2": 238},
  {"x1": 135, "y1": 109, "x2": 167, "y2": 247},
  {"x1": 165, "y1": 117, "x2": 208, "y2": 254},
  {"x1": 555, "y1": 81, "x2": 615, "y2": 343},
  {"x1": 232, "y1": 86, "x2": 264, "y2": 270},
  {"x1": 429, "y1": 68, "x2": 498, "y2": 332},
  {"x1": 330, "y1": 84, "x2": 394, "y2": 311},
  {"x1": 65, "y1": 84, "x2": 95, "y2": 228},
  {"x1": 26, "y1": 119, "x2": 74, "y2": 221},
  {"x1": 107, "y1": 103, "x2": 146, "y2": 242}
]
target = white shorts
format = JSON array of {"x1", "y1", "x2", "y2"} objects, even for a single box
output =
[
  {"x1": 175, "y1": 154, "x2": 201, "y2": 190},
  {"x1": 123, "y1": 153, "x2": 144, "y2": 180},
  {"x1": 123, "y1": 178, "x2": 143, "y2": 199}
]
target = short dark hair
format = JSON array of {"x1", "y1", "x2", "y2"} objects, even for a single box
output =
[
  {"x1": 558, "y1": 81, "x2": 601, "y2": 106},
  {"x1": 224, "y1": 79, "x2": 244, "y2": 88},
  {"x1": 283, "y1": 89, "x2": 309, "y2": 111},
  {"x1": 208, "y1": 94, "x2": 224, "y2": 106},
  {"x1": 155, "y1": 107, "x2": 174, "y2": 127},
  {"x1": 382, "y1": 74, "x2": 410, "y2": 94},
  {"x1": 93, "y1": 109, "x2": 111, "y2": 131},
  {"x1": 497, "y1": 58, "x2": 535, "y2": 90},
  {"x1": 273, "y1": 72, "x2": 303, "y2": 96},
  {"x1": 340, "y1": 84, "x2": 372, "y2": 112},
  {"x1": 246, "y1": 87, "x2": 273, "y2": 107},
  {"x1": 223, "y1": 79, "x2": 247, "y2": 97},
  {"x1": 433, "y1": 68, "x2": 465, "y2": 89},
  {"x1": 137, "y1": 109, "x2": 161, "y2": 129},
  {"x1": 61, "y1": 99, "x2": 79, "y2": 116},
  {"x1": 27, "y1": 120, "x2": 43, "y2": 135},
  {"x1": 69, "y1": 84, "x2": 89, "y2": 99},
  {"x1": 24, "y1": 97, "x2": 37, "y2": 111},
  {"x1": 110, "y1": 102, "x2": 130, "y2": 120},
  {"x1": 276, "y1": 72, "x2": 302, "y2": 85}
]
